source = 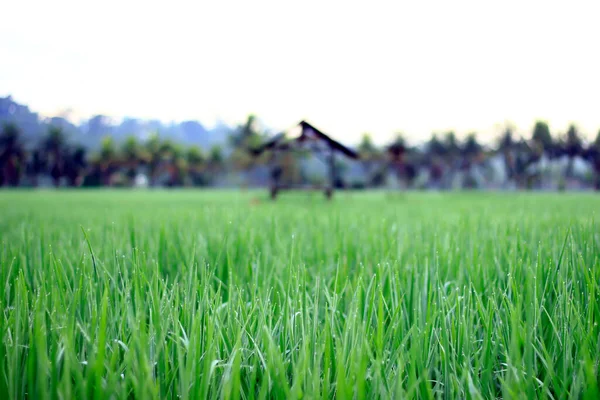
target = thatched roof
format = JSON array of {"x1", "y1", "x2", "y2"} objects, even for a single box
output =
[{"x1": 253, "y1": 121, "x2": 358, "y2": 159}]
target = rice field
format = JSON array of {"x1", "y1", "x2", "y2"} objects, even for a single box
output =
[{"x1": 0, "y1": 190, "x2": 599, "y2": 399}]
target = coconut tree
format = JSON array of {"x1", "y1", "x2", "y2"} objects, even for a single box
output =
[
  {"x1": 442, "y1": 131, "x2": 461, "y2": 187},
  {"x1": 171, "y1": 147, "x2": 188, "y2": 187},
  {"x1": 159, "y1": 140, "x2": 187, "y2": 187},
  {"x1": 529, "y1": 121, "x2": 557, "y2": 188},
  {"x1": 497, "y1": 127, "x2": 516, "y2": 185},
  {"x1": 207, "y1": 144, "x2": 225, "y2": 184},
  {"x1": 229, "y1": 115, "x2": 267, "y2": 183},
  {"x1": 121, "y1": 136, "x2": 144, "y2": 185},
  {"x1": 462, "y1": 133, "x2": 483, "y2": 164},
  {"x1": 512, "y1": 138, "x2": 539, "y2": 189},
  {"x1": 584, "y1": 130, "x2": 600, "y2": 190},
  {"x1": 43, "y1": 125, "x2": 68, "y2": 187},
  {"x1": 0, "y1": 123, "x2": 25, "y2": 186},
  {"x1": 385, "y1": 134, "x2": 418, "y2": 188},
  {"x1": 186, "y1": 146, "x2": 206, "y2": 186},
  {"x1": 562, "y1": 124, "x2": 584, "y2": 180},
  {"x1": 425, "y1": 134, "x2": 447, "y2": 188},
  {"x1": 64, "y1": 145, "x2": 87, "y2": 187},
  {"x1": 531, "y1": 120, "x2": 558, "y2": 160},
  {"x1": 357, "y1": 133, "x2": 381, "y2": 186},
  {"x1": 94, "y1": 136, "x2": 118, "y2": 186},
  {"x1": 460, "y1": 133, "x2": 483, "y2": 188},
  {"x1": 26, "y1": 148, "x2": 46, "y2": 187},
  {"x1": 144, "y1": 132, "x2": 162, "y2": 186}
]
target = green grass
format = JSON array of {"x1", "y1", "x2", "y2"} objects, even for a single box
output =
[{"x1": 1, "y1": 190, "x2": 599, "y2": 399}]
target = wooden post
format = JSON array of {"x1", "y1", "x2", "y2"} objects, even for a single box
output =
[
  {"x1": 270, "y1": 151, "x2": 281, "y2": 200},
  {"x1": 327, "y1": 146, "x2": 335, "y2": 200}
]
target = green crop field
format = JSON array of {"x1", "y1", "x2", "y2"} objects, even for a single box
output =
[{"x1": 0, "y1": 190, "x2": 599, "y2": 399}]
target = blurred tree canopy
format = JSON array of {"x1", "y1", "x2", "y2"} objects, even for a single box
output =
[{"x1": 2, "y1": 111, "x2": 600, "y2": 190}]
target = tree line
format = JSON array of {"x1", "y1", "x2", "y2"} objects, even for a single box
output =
[
  {"x1": 358, "y1": 122, "x2": 600, "y2": 190},
  {"x1": 0, "y1": 123, "x2": 225, "y2": 188},
  {"x1": 1, "y1": 117, "x2": 600, "y2": 190}
]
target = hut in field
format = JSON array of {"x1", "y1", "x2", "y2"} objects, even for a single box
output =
[{"x1": 252, "y1": 120, "x2": 358, "y2": 199}]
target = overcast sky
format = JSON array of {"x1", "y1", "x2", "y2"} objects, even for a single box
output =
[{"x1": 1, "y1": 0, "x2": 599, "y2": 144}]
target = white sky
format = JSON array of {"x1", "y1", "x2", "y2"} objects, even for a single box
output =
[{"x1": 1, "y1": 0, "x2": 599, "y2": 144}]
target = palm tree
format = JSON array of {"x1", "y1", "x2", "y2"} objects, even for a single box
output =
[
  {"x1": 144, "y1": 133, "x2": 162, "y2": 186},
  {"x1": 95, "y1": 136, "x2": 118, "y2": 186},
  {"x1": 460, "y1": 133, "x2": 483, "y2": 188},
  {"x1": 44, "y1": 126, "x2": 67, "y2": 187},
  {"x1": 0, "y1": 123, "x2": 25, "y2": 186},
  {"x1": 186, "y1": 146, "x2": 206, "y2": 186},
  {"x1": 207, "y1": 144, "x2": 224, "y2": 184},
  {"x1": 386, "y1": 134, "x2": 417, "y2": 188},
  {"x1": 443, "y1": 131, "x2": 461, "y2": 187},
  {"x1": 357, "y1": 133, "x2": 381, "y2": 186},
  {"x1": 584, "y1": 130, "x2": 600, "y2": 190},
  {"x1": 529, "y1": 121, "x2": 556, "y2": 188},
  {"x1": 462, "y1": 133, "x2": 482, "y2": 163},
  {"x1": 497, "y1": 127, "x2": 515, "y2": 185},
  {"x1": 531, "y1": 120, "x2": 555, "y2": 159},
  {"x1": 26, "y1": 149, "x2": 46, "y2": 187},
  {"x1": 64, "y1": 145, "x2": 87, "y2": 187},
  {"x1": 159, "y1": 140, "x2": 186, "y2": 187},
  {"x1": 229, "y1": 115, "x2": 266, "y2": 177},
  {"x1": 425, "y1": 134, "x2": 447, "y2": 188},
  {"x1": 170, "y1": 148, "x2": 188, "y2": 187},
  {"x1": 562, "y1": 124, "x2": 583, "y2": 180},
  {"x1": 121, "y1": 136, "x2": 143, "y2": 185}
]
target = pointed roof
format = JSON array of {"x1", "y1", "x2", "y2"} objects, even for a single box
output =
[{"x1": 253, "y1": 120, "x2": 358, "y2": 159}]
